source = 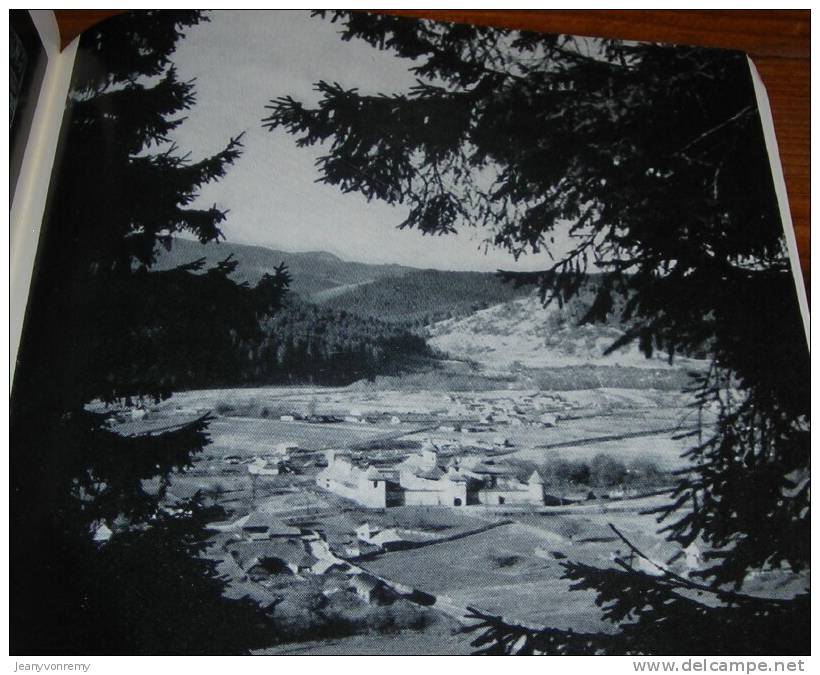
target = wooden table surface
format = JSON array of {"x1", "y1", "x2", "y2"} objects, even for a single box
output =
[{"x1": 54, "y1": 10, "x2": 810, "y2": 295}]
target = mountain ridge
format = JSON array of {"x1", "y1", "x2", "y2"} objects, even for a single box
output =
[
  {"x1": 152, "y1": 238, "x2": 531, "y2": 322},
  {"x1": 152, "y1": 237, "x2": 416, "y2": 297}
]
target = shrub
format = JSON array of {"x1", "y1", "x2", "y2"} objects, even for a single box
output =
[{"x1": 590, "y1": 453, "x2": 627, "y2": 487}]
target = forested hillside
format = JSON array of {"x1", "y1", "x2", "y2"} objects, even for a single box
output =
[
  {"x1": 243, "y1": 296, "x2": 436, "y2": 386},
  {"x1": 152, "y1": 240, "x2": 703, "y2": 389},
  {"x1": 158, "y1": 294, "x2": 434, "y2": 390},
  {"x1": 154, "y1": 238, "x2": 534, "y2": 327},
  {"x1": 153, "y1": 237, "x2": 412, "y2": 297},
  {"x1": 318, "y1": 269, "x2": 531, "y2": 326}
]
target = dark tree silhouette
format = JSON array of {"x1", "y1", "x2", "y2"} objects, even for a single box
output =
[
  {"x1": 11, "y1": 11, "x2": 287, "y2": 654},
  {"x1": 264, "y1": 11, "x2": 809, "y2": 654}
]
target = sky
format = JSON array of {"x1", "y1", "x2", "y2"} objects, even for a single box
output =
[{"x1": 167, "y1": 10, "x2": 569, "y2": 273}]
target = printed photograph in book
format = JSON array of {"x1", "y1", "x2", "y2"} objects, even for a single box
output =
[{"x1": 10, "y1": 9, "x2": 809, "y2": 656}]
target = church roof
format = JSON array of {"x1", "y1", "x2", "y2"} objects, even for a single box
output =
[{"x1": 417, "y1": 466, "x2": 445, "y2": 480}]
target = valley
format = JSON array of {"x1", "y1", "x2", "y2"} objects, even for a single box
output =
[
  {"x1": 110, "y1": 239, "x2": 807, "y2": 655},
  {"x1": 99, "y1": 382, "x2": 717, "y2": 654}
]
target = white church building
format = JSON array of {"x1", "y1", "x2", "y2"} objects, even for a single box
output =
[{"x1": 315, "y1": 445, "x2": 545, "y2": 509}]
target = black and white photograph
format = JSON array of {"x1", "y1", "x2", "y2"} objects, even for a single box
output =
[{"x1": 9, "y1": 9, "x2": 810, "y2": 657}]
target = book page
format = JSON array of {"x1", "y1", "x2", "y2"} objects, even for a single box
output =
[
  {"x1": 9, "y1": 10, "x2": 78, "y2": 381},
  {"x1": 9, "y1": 10, "x2": 810, "y2": 660},
  {"x1": 748, "y1": 56, "x2": 810, "y2": 343}
]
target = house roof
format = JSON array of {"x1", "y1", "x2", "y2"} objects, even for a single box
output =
[
  {"x1": 370, "y1": 527, "x2": 433, "y2": 545},
  {"x1": 231, "y1": 540, "x2": 313, "y2": 570},
  {"x1": 471, "y1": 462, "x2": 514, "y2": 475},
  {"x1": 393, "y1": 529, "x2": 436, "y2": 543},
  {"x1": 364, "y1": 465, "x2": 397, "y2": 481},
  {"x1": 313, "y1": 558, "x2": 351, "y2": 575},
  {"x1": 357, "y1": 541, "x2": 381, "y2": 556},
  {"x1": 417, "y1": 466, "x2": 446, "y2": 480},
  {"x1": 325, "y1": 531, "x2": 357, "y2": 546},
  {"x1": 241, "y1": 511, "x2": 301, "y2": 536},
  {"x1": 318, "y1": 513, "x2": 365, "y2": 536}
]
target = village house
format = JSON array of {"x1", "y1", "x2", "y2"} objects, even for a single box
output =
[
  {"x1": 323, "y1": 530, "x2": 381, "y2": 559},
  {"x1": 229, "y1": 540, "x2": 319, "y2": 579},
  {"x1": 240, "y1": 512, "x2": 302, "y2": 540},
  {"x1": 312, "y1": 558, "x2": 352, "y2": 575},
  {"x1": 355, "y1": 521, "x2": 438, "y2": 550},
  {"x1": 247, "y1": 456, "x2": 293, "y2": 476}
]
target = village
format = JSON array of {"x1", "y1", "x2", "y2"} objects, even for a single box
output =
[
  {"x1": 86, "y1": 384, "x2": 808, "y2": 652},
  {"x1": 86, "y1": 383, "x2": 732, "y2": 648}
]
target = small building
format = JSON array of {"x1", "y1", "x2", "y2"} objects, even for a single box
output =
[
  {"x1": 325, "y1": 531, "x2": 381, "y2": 559},
  {"x1": 368, "y1": 527, "x2": 437, "y2": 551},
  {"x1": 247, "y1": 456, "x2": 290, "y2": 476},
  {"x1": 241, "y1": 512, "x2": 302, "y2": 540},
  {"x1": 312, "y1": 559, "x2": 352, "y2": 576},
  {"x1": 355, "y1": 522, "x2": 380, "y2": 543},
  {"x1": 230, "y1": 540, "x2": 319, "y2": 578},
  {"x1": 349, "y1": 573, "x2": 393, "y2": 605}
]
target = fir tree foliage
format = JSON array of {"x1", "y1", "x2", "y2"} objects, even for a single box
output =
[
  {"x1": 11, "y1": 11, "x2": 286, "y2": 654},
  {"x1": 264, "y1": 11, "x2": 809, "y2": 654}
]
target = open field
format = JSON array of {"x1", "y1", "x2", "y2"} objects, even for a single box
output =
[
  {"x1": 112, "y1": 381, "x2": 772, "y2": 650},
  {"x1": 362, "y1": 521, "x2": 620, "y2": 630},
  {"x1": 256, "y1": 621, "x2": 474, "y2": 655},
  {"x1": 508, "y1": 432, "x2": 694, "y2": 470},
  {"x1": 205, "y1": 416, "x2": 400, "y2": 454},
  {"x1": 361, "y1": 507, "x2": 809, "y2": 631},
  {"x1": 148, "y1": 384, "x2": 704, "y2": 469}
]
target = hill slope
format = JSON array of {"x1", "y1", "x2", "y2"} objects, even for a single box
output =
[
  {"x1": 152, "y1": 237, "x2": 413, "y2": 297},
  {"x1": 317, "y1": 269, "x2": 531, "y2": 325},
  {"x1": 152, "y1": 238, "x2": 530, "y2": 324},
  {"x1": 426, "y1": 292, "x2": 707, "y2": 372}
]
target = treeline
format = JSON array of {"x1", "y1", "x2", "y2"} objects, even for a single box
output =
[{"x1": 511, "y1": 453, "x2": 668, "y2": 492}]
